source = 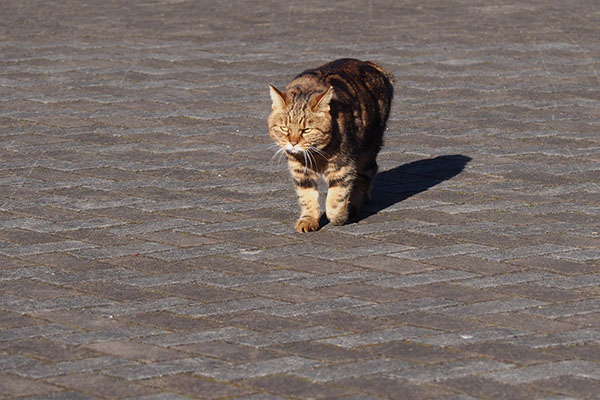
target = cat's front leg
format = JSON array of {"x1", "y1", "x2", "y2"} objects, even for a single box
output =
[
  {"x1": 290, "y1": 160, "x2": 320, "y2": 233},
  {"x1": 325, "y1": 164, "x2": 355, "y2": 226}
]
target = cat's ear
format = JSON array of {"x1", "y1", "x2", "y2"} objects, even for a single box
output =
[
  {"x1": 269, "y1": 85, "x2": 288, "y2": 110},
  {"x1": 310, "y1": 86, "x2": 334, "y2": 113}
]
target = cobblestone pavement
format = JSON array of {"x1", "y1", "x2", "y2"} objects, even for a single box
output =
[{"x1": 1, "y1": 0, "x2": 599, "y2": 399}]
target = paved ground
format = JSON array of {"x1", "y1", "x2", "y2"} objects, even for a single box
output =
[{"x1": 1, "y1": 0, "x2": 599, "y2": 399}]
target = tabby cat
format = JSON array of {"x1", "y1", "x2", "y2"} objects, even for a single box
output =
[{"x1": 268, "y1": 58, "x2": 394, "y2": 232}]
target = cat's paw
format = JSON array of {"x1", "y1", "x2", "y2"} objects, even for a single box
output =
[
  {"x1": 326, "y1": 199, "x2": 349, "y2": 226},
  {"x1": 295, "y1": 217, "x2": 319, "y2": 233},
  {"x1": 328, "y1": 215, "x2": 348, "y2": 226},
  {"x1": 326, "y1": 208, "x2": 349, "y2": 226}
]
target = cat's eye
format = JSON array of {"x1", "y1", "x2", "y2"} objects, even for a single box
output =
[
  {"x1": 302, "y1": 128, "x2": 312, "y2": 134},
  {"x1": 279, "y1": 126, "x2": 289, "y2": 133}
]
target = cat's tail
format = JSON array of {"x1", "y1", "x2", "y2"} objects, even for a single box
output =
[{"x1": 367, "y1": 61, "x2": 395, "y2": 85}]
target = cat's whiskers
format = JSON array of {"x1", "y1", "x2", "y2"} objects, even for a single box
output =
[
  {"x1": 305, "y1": 147, "x2": 319, "y2": 172},
  {"x1": 266, "y1": 143, "x2": 283, "y2": 156},
  {"x1": 269, "y1": 147, "x2": 287, "y2": 171},
  {"x1": 309, "y1": 146, "x2": 329, "y2": 159},
  {"x1": 301, "y1": 149, "x2": 311, "y2": 173},
  {"x1": 306, "y1": 149, "x2": 317, "y2": 171},
  {"x1": 277, "y1": 148, "x2": 288, "y2": 164}
]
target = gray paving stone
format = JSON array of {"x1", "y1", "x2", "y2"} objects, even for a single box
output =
[
  {"x1": 0, "y1": 354, "x2": 38, "y2": 370},
  {"x1": 174, "y1": 298, "x2": 289, "y2": 317},
  {"x1": 32, "y1": 267, "x2": 142, "y2": 285},
  {"x1": 552, "y1": 249, "x2": 600, "y2": 261},
  {"x1": 14, "y1": 356, "x2": 132, "y2": 379},
  {"x1": 524, "y1": 299, "x2": 600, "y2": 319},
  {"x1": 200, "y1": 199, "x2": 284, "y2": 213},
  {"x1": 514, "y1": 203, "x2": 600, "y2": 217},
  {"x1": 95, "y1": 177, "x2": 217, "y2": 191},
  {"x1": 389, "y1": 244, "x2": 494, "y2": 260},
  {"x1": 91, "y1": 298, "x2": 190, "y2": 317},
  {"x1": 506, "y1": 328, "x2": 600, "y2": 348},
  {"x1": 232, "y1": 326, "x2": 343, "y2": 348},
  {"x1": 72, "y1": 243, "x2": 175, "y2": 259},
  {"x1": 486, "y1": 360, "x2": 600, "y2": 384},
  {"x1": 494, "y1": 222, "x2": 584, "y2": 237},
  {"x1": 293, "y1": 358, "x2": 411, "y2": 382},
  {"x1": 119, "y1": 270, "x2": 226, "y2": 288},
  {"x1": 287, "y1": 270, "x2": 395, "y2": 288},
  {"x1": 137, "y1": 199, "x2": 219, "y2": 212},
  {"x1": 327, "y1": 219, "x2": 436, "y2": 236},
  {"x1": 261, "y1": 297, "x2": 374, "y2": 317},
  {"x1": 0, "y1": 296, "x2": 115, "y2": 313},
  {"x1": 432, "y1": 201, "x2": 523, "y2": 214},
  {"x1": 106, "y1": 357, "x2": 227, "y2": 380},
  {"x1": 176, "y1": 218, "x2": 280, "y2": 235},
  {"x1": 413, "y1": 327, "x2": 528, "y2": 347},
  {"x1": 143, "y1": 327, "x2": 255, "y2": 347},
  {"x1": 364, "y1": 199, "x2": 450, "y2": 213},
  {"x1": 0, "y1": 266, "x2": 54, "y2": 281},
  {"x1": 534, "y1": 397, "x2": 579, "y2": 400},
  {"x1": 0, "y1": 177, "x2": 43, "y2": 188},
  {"x1": 107, "y1": 219, "x2": 202, "y2": 235},
  {"x1": 38, "y1": 177, "x2": 117, "y2": 191},
  {"x1": 0, "y1": 196, "x2": 74, "y2": 211},
  {"x1": 372, "y1": 269, "x2": 478, "y2": 288},
  {"x1": 537, "y1": 273, "x2": 600, "y2": 289},
  {"x1": 231, "y1": 244, "x2": 331, "y2": 261},
  {"x1": 319, "y1": 326, "x2": 438, "y2": 348},
  {"x1": 347, "y1": 297, "x2": 457, "y2": 318},
  {"x1": 18, "y1": 392, "x2": 98, "y2": 400},
  {"x1": 196, "y1": 356, "x2": 320, "y2": 381},
  {"x1": 333, "y1": 396, "x2": 385, "y2": 400},
  {"x1": 313, "y1": 243, "x2": 416, "y2": 261},
  {"x1": 53, "y1": 327, "x2": 167, "y2": 346},
  {"x1": 0, "y1": 324, "x2": 77, "y2": 341},
  {"x1": 456, "y1": 271, "x2": 560, "y2": 288},
  {"x1": 565, "y1": 226, "x2": 600, "y2": 238},
  {"x1": 250, "y1": 221, "x2": 299, "y2": 236},
  {"x1": 66, "y1": 198, "x2": 153, "y2": 211},
  {"x1": 150, "y1": 242, "x2": 255, "y2": 261},
  {"x1": 441, "y1": 298, "x2": 547, "y2": 317},
  {"x1": 0, "y1": 217, "x2": 125, "y2": 233},
  {"x1": 408, "y1": 221, "x2": 505, "y2": 236},
  {"x1": 124, "y1": 394, "x2": 192, "y2": 400},
  {"x1": 391, "y1": 359, "x2": 515, "y2": 383},
  {"x1": 207, "y1": 270, "x2": 312, "y2": 288},
  {"x1": 227, "y1": 182, "x2": 289, "y2": 194},
  {"x1": 473, "y1": 244, "x2": 578, "y2": 261},
  {"x1": 228, "y1": 395, "x2": 286, "y2": 400},
  {"x1": 0, "y1": 240, "x2": 97, "y2": 257}
]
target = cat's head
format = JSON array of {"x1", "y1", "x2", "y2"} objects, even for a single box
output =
[{"x1": 267, "y1": 85, "x2": 334, "y2": 156}]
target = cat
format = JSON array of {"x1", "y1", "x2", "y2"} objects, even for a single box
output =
[{"x1": 268, "y1": 58, "x2": 394, "y2": 232}]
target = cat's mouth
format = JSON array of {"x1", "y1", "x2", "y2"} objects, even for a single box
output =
[{"x1": 284, "y1": 143, "x2": 304, "y2": 154}]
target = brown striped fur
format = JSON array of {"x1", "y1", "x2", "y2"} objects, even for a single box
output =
[{"x1": 268, "y1": 59, "x2": 394, "y2": 232}]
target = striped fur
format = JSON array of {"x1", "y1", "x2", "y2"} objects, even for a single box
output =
[{"x1": 268, "y1": 59, "x2": 394, "y2": 232}]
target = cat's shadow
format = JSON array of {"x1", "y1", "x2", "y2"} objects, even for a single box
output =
[{"x1": 319, "y1": 154, "x2": 472, "y2": 228}]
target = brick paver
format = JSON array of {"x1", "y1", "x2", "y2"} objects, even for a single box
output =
[{"x1": 1, "y1": 0, "x2": 599, "y2": 399}]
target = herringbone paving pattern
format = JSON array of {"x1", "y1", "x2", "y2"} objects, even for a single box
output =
[{"x1": 1, "y1": 0, "x2": 599, "y2": 399}]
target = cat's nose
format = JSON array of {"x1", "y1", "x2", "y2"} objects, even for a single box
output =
[{"x1": 289, "y1": 138, "x2": 298, "y2": 146}]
